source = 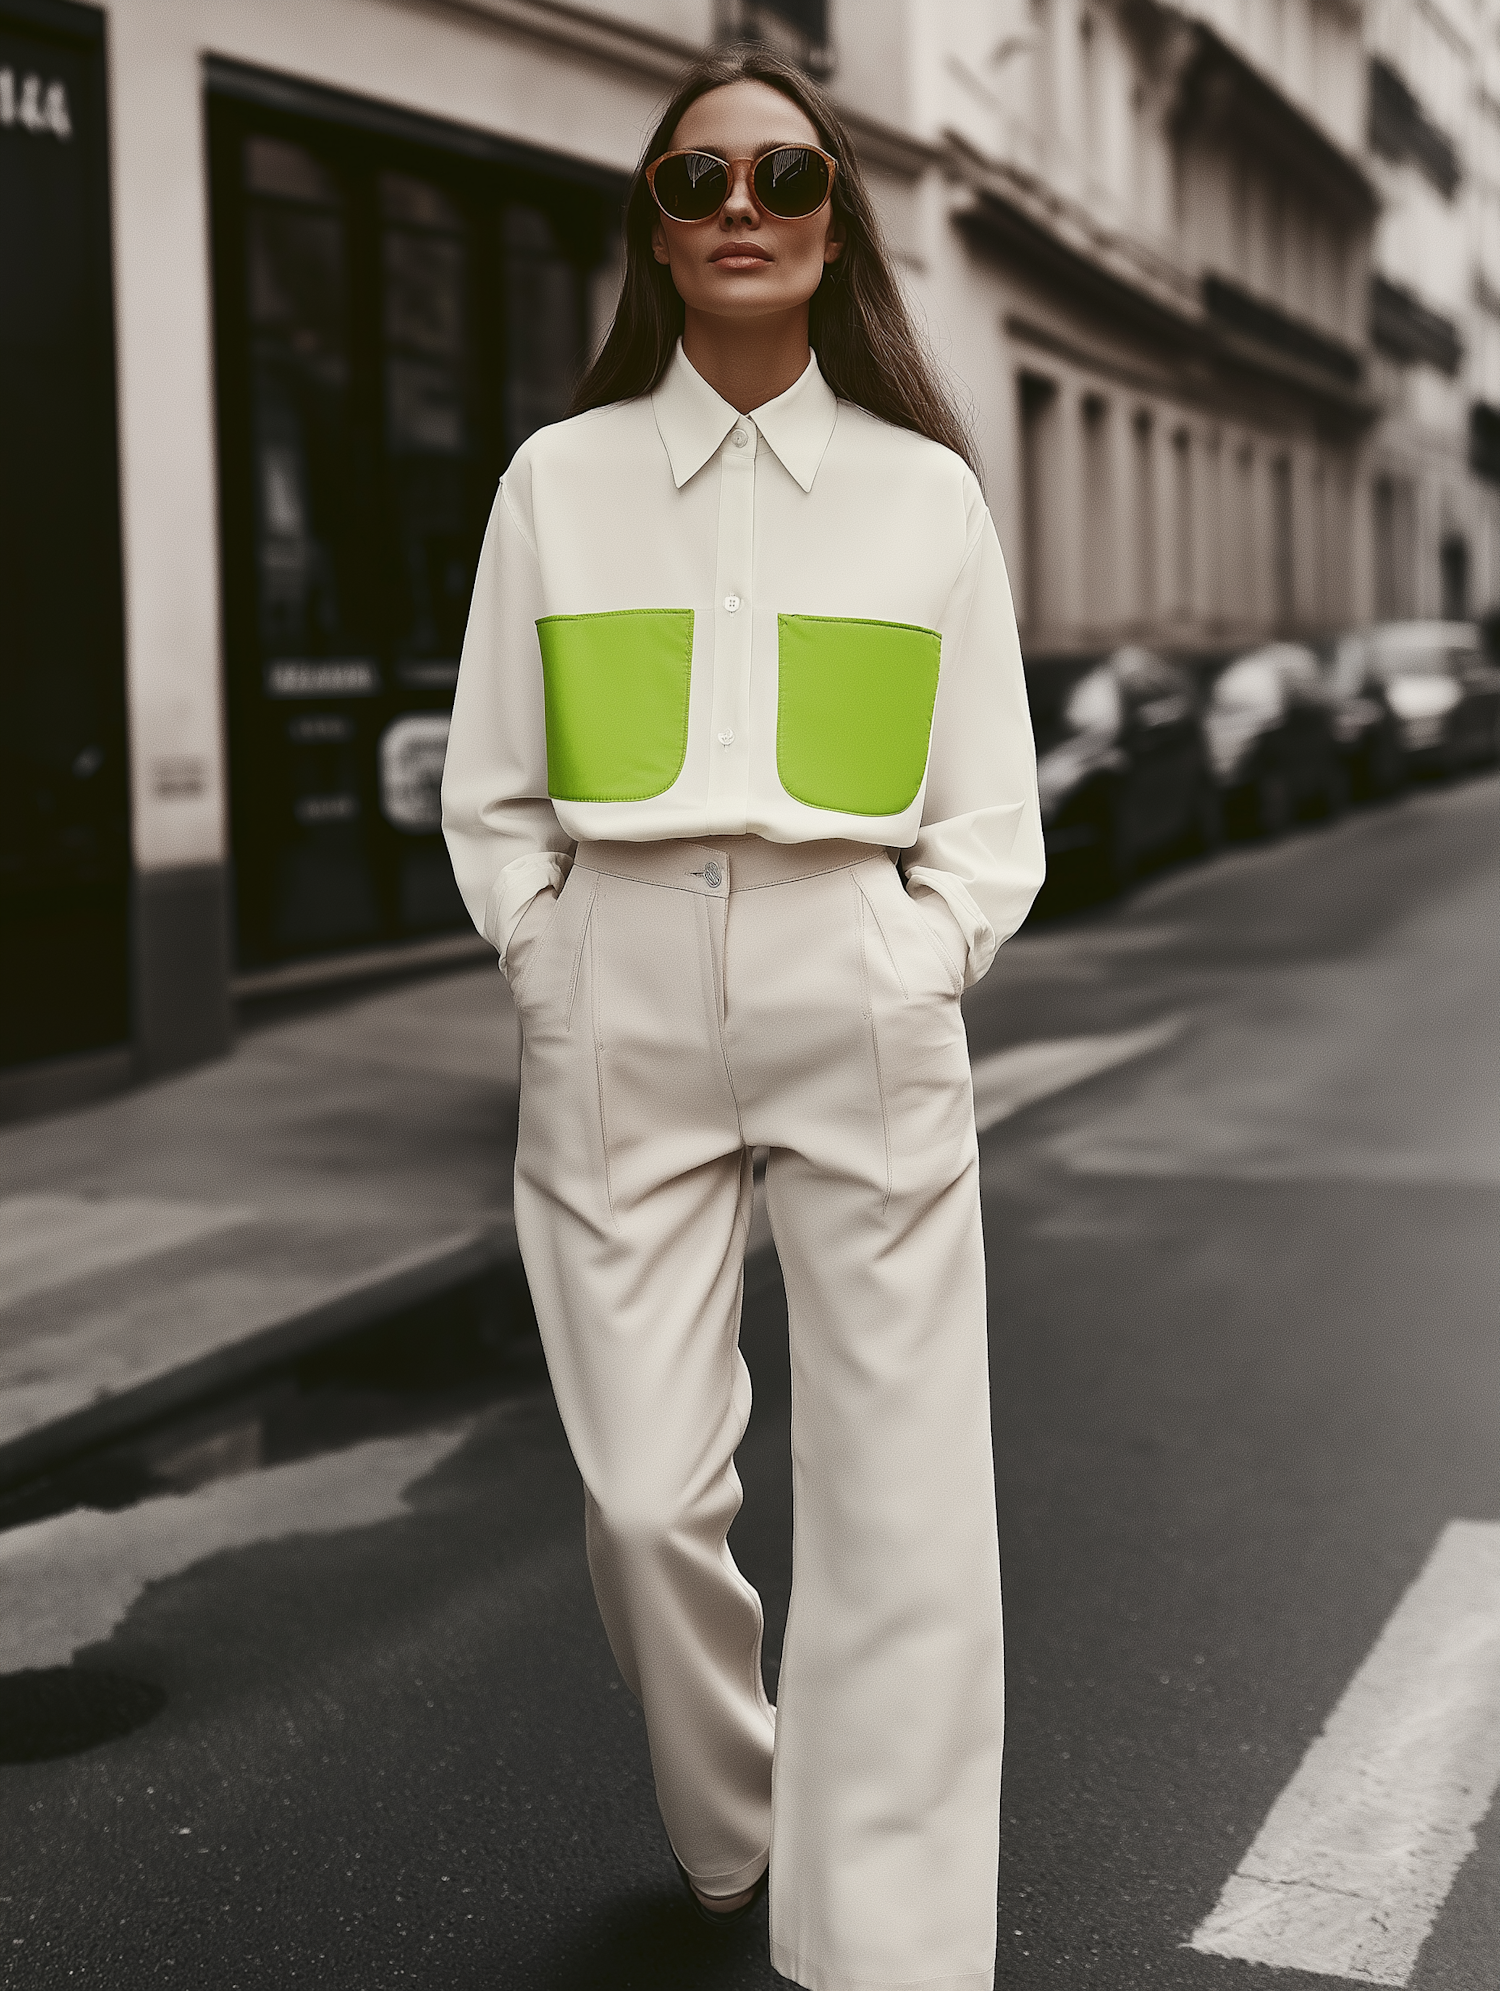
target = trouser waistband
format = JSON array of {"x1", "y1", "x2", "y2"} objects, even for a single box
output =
[{"x1": 572, "y1": 835, "x2": 883, "y2": 896}]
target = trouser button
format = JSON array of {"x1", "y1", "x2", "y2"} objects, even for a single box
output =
[{"x1": 704, "y1": 860, "x2": 723, "y2": 890}]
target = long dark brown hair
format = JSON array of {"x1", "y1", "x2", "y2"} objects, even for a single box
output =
[{"x1": 569, "y1": 46, "x2": 977, "y2": 473}]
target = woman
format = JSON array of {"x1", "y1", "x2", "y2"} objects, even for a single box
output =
[{"x1": 443, "y1": 44, "x2": 1042, "y2": 1991}]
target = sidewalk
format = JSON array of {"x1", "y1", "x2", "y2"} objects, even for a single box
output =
[
  {"x1": 0, "y1": 865, "x2": 1238, "y2": 1496},
  {"x1": 0, "y1": 963, "x2": 522, "y2": 1490}
]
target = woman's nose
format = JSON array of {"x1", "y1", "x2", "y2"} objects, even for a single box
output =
[{"x1": 721, "y1": 162, "x2": 760, "y2": 221}]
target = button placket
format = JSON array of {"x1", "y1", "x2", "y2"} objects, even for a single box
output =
[{"x1": 706, "y1": 419, "x2": 756, "y2": 823}]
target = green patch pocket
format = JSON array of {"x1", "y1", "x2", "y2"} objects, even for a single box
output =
[
  {"x1": 536, "y1": 609, "x2": 694, "y2": 803},
  {"x1": 776, "y1": 614, "x2": 941, "y2": 816}
]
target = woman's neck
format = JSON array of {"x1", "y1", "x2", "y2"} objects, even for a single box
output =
[{"x1": 681, "y1": 306, "x2": 812, "y2": 415}]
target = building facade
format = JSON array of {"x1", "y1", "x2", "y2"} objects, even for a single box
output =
[
  {"x1": 1364, "y1": 0, "x2": 1500, "y2": 621},
  {"x1": 0, "y1": 0, "x2": 1490, "y2": 1112},
  {"x1": 2, "y1": 0, "x2": 686, "y2": 1113},
  {"x1": 922, "y1": 0, "x2": 1380, "y2": 660}
]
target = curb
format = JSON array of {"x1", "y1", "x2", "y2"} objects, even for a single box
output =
[{"x1": 0, "y1": 1218, "x2": 520, "y2": 1496}]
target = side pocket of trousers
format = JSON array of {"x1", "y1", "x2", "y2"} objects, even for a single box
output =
[
  {"x1": 559, "y1": 870, "x2": 598, "y2": 1031},
  {"x1": 516, "y1": 871, "x2": 611, "y2": 1250},
  {"x1": 853, "y1": 862, "x2": 910, "y2": 1001},
  {"x1": 856, "y1": 857, "x2": 963, "y2": 1003},
  {"x1": 588, "y1": 905, "x2": 618, "y2": 1226},
  {"x1": 852, "y1": 873, "x2": 895, "y2": 1214},
  {"x1": 514, "y1": 867, "x2": 598, "y2": 1035}
]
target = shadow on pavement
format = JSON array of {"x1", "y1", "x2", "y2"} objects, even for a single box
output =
[
  {"x1": 535, "y1": 1887, "x2": 781, "y2": 1990},
  {"x1": 0, "y1": 1665, "x2": 166, "y2": 1762}
]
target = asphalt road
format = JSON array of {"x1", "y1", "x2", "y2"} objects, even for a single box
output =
[{"x1": 2, "y1": 775, "x2": 1497, "y2": 1991}]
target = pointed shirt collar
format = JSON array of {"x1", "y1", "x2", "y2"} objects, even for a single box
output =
[{"x1": 651, "y1": 341, "x2": 838, "y2": 494}]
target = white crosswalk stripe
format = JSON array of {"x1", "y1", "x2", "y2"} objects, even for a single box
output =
[{"x1": 1190, "y1": 1520, "x2": 1500, "y2": 1985}]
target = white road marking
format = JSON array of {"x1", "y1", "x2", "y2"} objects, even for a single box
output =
[
  {"x1": 1190, "y1": 1520, "x2": 1500, "y2": 1985},
  {"x1": 0, "y1": 1426, "x2": 468, "y2": 1673},
  {"x1": 970, "y1": 1019, "x2": 1184, "y2": 1136},
  {"x1": 0, "y1": 1194, "x2": 254, "y2": 1311}
]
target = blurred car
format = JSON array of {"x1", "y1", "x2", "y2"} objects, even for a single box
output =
[
  {"x1": 1333, "y1": 622, "x2": 1500, "y2": 775},
  {"x1": 1029, "y1": 647, "x2": 1220, "y2": 895},
  {"x1": 1319, "y1": 636, "x2": 1406, "y2": 800},
  {"x1": 1203, "y1": 643, "x2": 1346, "y2": 836}
]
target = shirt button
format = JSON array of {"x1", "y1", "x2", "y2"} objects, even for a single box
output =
[
  {"x1": 724, "y1": 594, "x2": 741, "y2": 613},
  {"x1": 733, "y1": 428, "x2": 750, "y2": 448},
  {"x1": 717, "y1": 729, "x2": 735, "y2": 747},
  {"x1": 704, "y1": 860, "x2": 723, "y2": 889}
]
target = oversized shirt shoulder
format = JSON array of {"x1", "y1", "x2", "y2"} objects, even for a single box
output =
[{"x1": 442, "y1": 346, "x2": 1043, "y2": 986}]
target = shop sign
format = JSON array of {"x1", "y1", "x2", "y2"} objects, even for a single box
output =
[
  {"x1": 0, "y1": 66, "x2": 71, "y2": 139},
  {"x1": 264, "y1": 659, "x2": 380, "y2": 698}
]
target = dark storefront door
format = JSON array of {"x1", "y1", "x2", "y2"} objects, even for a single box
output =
[
  {"x1": 207, "y1": 84, "x2": 618, "y2": 972},
  {"x1": 0, "y1": 0, "x2": 128, "y2": 1068}
]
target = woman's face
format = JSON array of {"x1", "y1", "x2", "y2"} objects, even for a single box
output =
[{"x1": 650, "y1": 80, "x2": 844, "y2": 323}]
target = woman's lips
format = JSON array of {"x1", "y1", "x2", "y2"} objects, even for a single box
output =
[{"x1": 710, "y1": 244, "x2": 772, "y2": 267}]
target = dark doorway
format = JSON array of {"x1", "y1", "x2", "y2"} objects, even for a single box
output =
[
  {"x1": 1440, "y1": 531, "x2": 1469, "y2": 621},
  {"x1": 0, "y1": 0, "x2": 129, "y2": 1070},
  {"x1": 1017, "y1": 372, "x2": 1058, "y2": 639},
  {"x1": 1373, "y1": 473, "x2": 1417, "y2": 620},
  {"x1": 207, "y1": 85, "x2": 619, "y2": 972},
  {"x1": 1133, "y1": 409, "x2": 1156, "y2": 625},
  {"x1": 1271, "y1": 453, "x2": 1294, "y2": 628}
]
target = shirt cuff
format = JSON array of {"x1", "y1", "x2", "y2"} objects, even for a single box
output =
[
  {"x1": 485, "y1": 850, "x2": 574, "y2": 965},
  {"x1": 901, "y1": 869, "x2": 997, "y2": 988}
]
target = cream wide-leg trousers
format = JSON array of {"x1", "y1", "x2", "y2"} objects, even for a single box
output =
[{"x1": 510, "y1": 835, "x2": 1003, "y2": 1991}]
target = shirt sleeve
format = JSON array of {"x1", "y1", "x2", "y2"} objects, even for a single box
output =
[
  {"x1": 441, "y1": 477, "x2": 573, "y2": 971},
  {"x1": 901, "y1": 502, "x2": 1044, "y2": 987}
]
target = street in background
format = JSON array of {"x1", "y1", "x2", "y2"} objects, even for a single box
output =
[
  {"x1": 5, "y1": 6, "x2": 1500, "y2": 1985},
  {"x1": 9, "y1": 0, "x2": 1500, "y2": 1106},
  {"x1": 1, "y1": 773, "x2": 1495, "y2": 1990}
]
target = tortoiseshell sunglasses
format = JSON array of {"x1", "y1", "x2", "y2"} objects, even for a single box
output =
[{"x1": 645, "y1": 144, "x2": 837, "y2": 222}]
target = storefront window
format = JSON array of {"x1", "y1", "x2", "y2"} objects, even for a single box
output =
[
  {"x1": 382, "y1": 169, "x2": 473, "y2": 685},
  {"x1": 504, "y1": 203, "x2": 583, "y2": 453},
  {"x1": 209, "y1": 95, "x2": 615, "y2": 970},
  {"x1": 245, "y1": 137, "x2": 357, "y2": 674}
]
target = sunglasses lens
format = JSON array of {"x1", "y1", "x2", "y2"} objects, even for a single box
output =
[
  {"x1": 753, "y1": 147, "x2": 831, "y2": 217},
  {"x1": 653, "y1": 151, "x2": 730, "y2": 220}
]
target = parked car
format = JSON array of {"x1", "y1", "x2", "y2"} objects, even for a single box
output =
[
  {"x1": 1029, "y1": 647, "x2": 1220, "y2": 896},
  {"x1": 1204, "y1": 644, "x2": 1346, "y2": 836},
  {"x1": 1333, "y1": 622, "x2": 1500, "y2": 775},
  {"x1": 1319, "y1": 637, "x2": 1407, "y2": 800}
]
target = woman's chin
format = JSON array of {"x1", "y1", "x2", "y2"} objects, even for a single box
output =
[{"x1": 683, "y1": 276, "x2": 818, "y2": 322}]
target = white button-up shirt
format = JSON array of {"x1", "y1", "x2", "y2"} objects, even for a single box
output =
[{"x1": 442, "y1": 343, "x2": 1043, "y2": 985}]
